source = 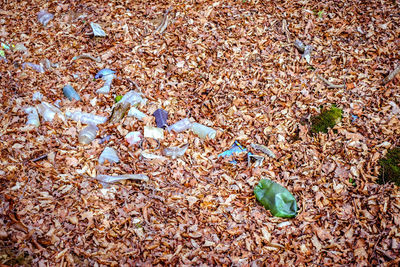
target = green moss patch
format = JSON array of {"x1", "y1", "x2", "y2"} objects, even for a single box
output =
[
  {"x1": 378, "y1": 147, "x2": 400, "y2": 186},
  {"x1": 311, "y1": 105, "x2": 343, "y2": 133}
]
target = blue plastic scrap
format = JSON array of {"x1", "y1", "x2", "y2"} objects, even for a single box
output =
[{"x1": 218, "y1": 141, "x2": 247, "y2": 158}]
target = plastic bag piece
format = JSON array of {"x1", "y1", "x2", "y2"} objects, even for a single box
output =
[
  {"x1": 23, "y1": 62, "x2": 45, "y2": 73},
  {"x1": 65, "y1": 111, "x2": 107, "y2": 125},
  {"x1": 32, "y1": 92, "x2": 43, "y2": 101},
  {"x1": 163, "y1": 144, "x2": 189, "y2": 159},
  {"x1": 218, "y1": 141, "x2": 247, "y2": 158},
  {"x1": 167, "y1": 118, "x2": 192, "y2": 133},
  {"x1": 153, "y1": 109, "x2": 168, "y2": 128},
  {"x1": 118, "y1": 90, "x2": 144, "y2": 107},
  {"x1": 98, "y1": 147, "x2": 119, "y2": 165},
  {"x1": 95, "y1": 68, "x2": 115, "y2": 80},
  {"x1": 63, "y1": 85, "x2": 81, "y2": 101},
  {"x1": 90, "y1": 22, "x2": 107, "y2": 37},
  {"x1": 37, "y1": 10, "x2": 54, "y2": 26},
  {"x1": 96, "y1": 174, "x2": 149, "y2": 184},
  {"x1": 254, "y1": 179, "x2": 297, "y2": 218},
  {"x1": 25, "y1": 107, "x2": 40, "y2": 127},
  {"x1": 125, "y1": 131, "x2": 142, "y2": 145}
]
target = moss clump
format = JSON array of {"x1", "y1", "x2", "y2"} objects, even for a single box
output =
[
  {"x1": 311, "y1": 105, "x2": 343, "y2": 133},
  {"x1": 378, "y1": 147, "x2": 400, "y2": 186}
]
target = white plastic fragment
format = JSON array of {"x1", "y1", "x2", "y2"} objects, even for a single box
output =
[
  {"x1": 140, "y1": 151, "x2": 167, "y2": 160},
  {"x1": 96, "y1": 174, "x2": 149, "y2": 184},
  {"x1": 37, "y1": 10, "x2": 54, "y2": 26},
  {"x1": 125, "y1": 131, "x2": 142, "y2": 145},
  {"x1": 127, "y1": 107, "x2": 147, "y2": 120},
  {"x1": 65, "y1": 111, "x2": 107, "y2": 125},
  {"x1": 36, "y1": 102, "x2": 65, "y2": 122},
  {"x1": 90, "y1": 22, "x2": 107, "y2": 37},
  {"x1": 144, "y1": 126, "x2": 164, "y2": 140},
  {"x1": 98, "y1": 147, "x2": 119, "y2": 165},
  {"x1": 32, "y1": 92, "x2": 43, "y2": 101},
  {"x1": 277, "y1": 221, "x2": 291, "y2": 228},
  {"x1": 24, "y1": 107, "x2": 40, "y2": 127},
  {"x1": 23, "y1": 62, "x2": 45, "y2": 73},
  {"x1": 163, "y1": 144, "x2": 189, "y2": 159}
]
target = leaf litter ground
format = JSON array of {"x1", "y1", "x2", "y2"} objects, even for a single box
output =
[{"x1": 0, "y1": 0, "x2": 399, "y2": 266}]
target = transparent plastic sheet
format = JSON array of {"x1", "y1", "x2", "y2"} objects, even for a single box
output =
[
  {"x1": 98, "y1": 147, "x2": 119, "y2": 164},
  {"x1": 90, "y1": 22, "x2": 107, "y2": 37},
  {"x1": 127, "y1": 107, "x2": 147, "y2": 121},
  {"x1": 78, "y1": 125, "x2": 98, "y2": 144},
  {"x1": 163, "y1": 144, "x2": 189, "y2": 159},
  {"x1": 24, "y1": 107, "x2": 40, "y2": 127},
  {"x1": 191, "y1": 122, "x2": 216, "y2": 139},
  {"x1": 96, "y1": 174, "x2": 148, "y2": 184},
  {"x1": 37, "y1": 10, "x2": 54, "y2": 26}
]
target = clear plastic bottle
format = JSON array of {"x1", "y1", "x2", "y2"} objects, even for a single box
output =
[
  {"x1": 168, "y1": 118, "x2": 192, "y2": 133},
  {"x1": 65, "y1": 111, "x2": 107, "y2": 125},
  {"x1": 78, "y1": 124, "x2": 98, "y2": 144},
  {"x1": 36, "y1": 102, "x2": 65, "y2": 122},
  {"x1": 191, "y1": 122, "x2": 216, "y2": 139}
]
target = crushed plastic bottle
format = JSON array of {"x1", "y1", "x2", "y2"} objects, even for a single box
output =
[
  {"x1": 125, "y1": 131, "x2": 142, "y2": 145},
  {"x1": 78, "y1": 124, "x2": 98, "y2": 144},
  {"x1": 36, "y1": 102, "x2": 65, "y2": 122},
  {"x1": 191, "y1": 122, "x2": 216, "y2": 139},
  {"x1": 254, "y1": 178, "x2": 297, "y2": 218},
  {"x1": 153, "y1": 109, "x2": 168, "y2": 128},
  {"x1": 99, "y1": 147, "x2": 119, "y2": 164},
  {"x1": 167, "y1": 118, "x2": 192, "y2": 133},
  {"x1": 65, "y1": 111, "x2": 107, "y2": 125},
  {"x1": 90, "y1": 22, "x2": 107, "y2": 37},
  {"x1": 144, "y1": 126, "x2": 164, "y2": 140},
  {"x1": 96, "y1": 174, "x2": 149, "y2": 184},
  {"x1": 163, "y1": 144, "x2": 189, "y2": 159},
  {"x1": 37, "y1": 10, "x2": 54, "y2": 26},
  {"x1": 63, "y1": 85, "x2": 81, "y2": 101},
  {"x1": 109, "y1": 102, "x2": 130, "y2": 124},
  {"x1": 127, "y1": 107, "x2": 147, "y2": 121},
  {"x1": 25, "y1": 107, "x2": 40, "y2": 127}
]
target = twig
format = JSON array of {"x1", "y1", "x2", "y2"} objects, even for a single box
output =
[
  {"x1": 382, "y1": 65, "x2": 400, "y2": 84},
  {"x1": 31, "y1": 154, "x2": 48, "y2": 162},
  {"x1": 72, "y1": 53, "x2": 101, "y2": 63},
  {"x1": 282, "y1": 19, "x2": 291, "y2": 43},
  {"x1": 316, "y1": 74, "x2": 345, "y2": 89},
  {"x1": 155, "y1": 7, "x2": 172, "y2": 34}
]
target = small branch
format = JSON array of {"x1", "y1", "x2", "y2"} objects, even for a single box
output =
[
  {"x1": 316, "y1": 74, "x2": 345, "y2": 89},
  {"x1": 382, "y1": 65, "x2": 400, "y2": 85}
]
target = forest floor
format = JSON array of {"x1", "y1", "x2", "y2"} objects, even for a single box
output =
[{"x1": 0, "y1": 0, "x2": 400, "y2": 266}]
